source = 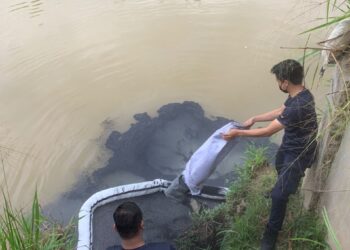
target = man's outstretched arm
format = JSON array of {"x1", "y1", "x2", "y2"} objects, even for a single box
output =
[
  {"x1": 243, "y1": 106, "x2": 285, "y2": 128},
  {"x1": 222, "y1": 119, "x2": 284, "y2": 140}
]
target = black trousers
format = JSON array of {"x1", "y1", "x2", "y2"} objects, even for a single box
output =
[{"x1": 268, "y1": 150, "x2": 310, "y2": 232}]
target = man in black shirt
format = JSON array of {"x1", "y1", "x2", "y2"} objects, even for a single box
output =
[
  {"x1": 106, "y1": 201, "x2": 176, "y2": 250},
  {"x1": 222, "y1": 59, "x2": 318, "y2": 250}
]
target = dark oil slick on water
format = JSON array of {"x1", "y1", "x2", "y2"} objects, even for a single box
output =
[{"x1": 44, "y1": 102, "x2": 277, "y2": 224}]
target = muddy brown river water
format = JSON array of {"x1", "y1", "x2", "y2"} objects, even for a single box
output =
[{"x1": 0, "y1": 0, "x2": 329, "y2": 210}]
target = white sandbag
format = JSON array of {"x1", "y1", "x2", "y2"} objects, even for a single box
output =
[
  {"x1": 321, "y1": 19, "x2": 350, "y2": 72},
  {"x1": 183, "y1": 121, "x2": 242, "y2": 195}
]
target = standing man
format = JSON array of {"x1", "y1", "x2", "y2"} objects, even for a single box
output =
[{"x1": 222, "y1": 59, "x2": 318, "y2": 250}]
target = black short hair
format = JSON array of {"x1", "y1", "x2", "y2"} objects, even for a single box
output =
[
  {"x1": 271, "y1": 59, "x2": 304, "y2": 85},
  {"x1": 113, "y1": 201, "x2": 143, "y2": 239}
]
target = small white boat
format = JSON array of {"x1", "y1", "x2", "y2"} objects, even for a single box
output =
[{"x1": 77, "y1": 179, "x2": 227, "y2": 250}]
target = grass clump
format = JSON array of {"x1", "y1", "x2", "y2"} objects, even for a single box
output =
[
  {"x1": 175, "y1": 203, "x2": 230, "y2": 250},
  {"x1": 176, "y1": 145, "x2": 329, "y2": 250},
  {"x1": 277, "y1": 195, "x2": 328, "y2": 250},
  {"x1": 0, "y1": 190, "x2": 76, "y2": 250},
  {"x1": 225, "y1": 145, "x2": 269, "y2": 210},
  {"x1": 222, "y1": 146, "x2": 328, "y2": 250}
]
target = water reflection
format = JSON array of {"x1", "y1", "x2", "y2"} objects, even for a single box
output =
[
  {"x1": 9, "y1": 0, "x2": 43, "y2": 18},
  {"x1": 9, "y1": 2, "x2": 27, "y2": 11}
]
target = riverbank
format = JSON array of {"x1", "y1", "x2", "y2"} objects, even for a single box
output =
[
  {"x1": 1, "y1": 145, "x2": 328, "y2": 250},
  {"x1": 176, "y1": 145, "x2": 328, "y2": 250}
]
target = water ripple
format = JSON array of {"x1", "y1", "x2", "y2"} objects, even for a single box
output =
[{"x1": 8, "y1": 0, "x2": 44, "y2": 18}]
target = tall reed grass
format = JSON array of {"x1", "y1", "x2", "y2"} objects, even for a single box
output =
[{"x1": 0, "y1": 189, "x2": 76, "y2": 250}]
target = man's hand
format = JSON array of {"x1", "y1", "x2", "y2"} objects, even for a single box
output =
[
  {"x1": 221, "y1": 128, "x2": 240, "y2": 141},
  {"x1": 243, "y1": 117, "x2": 255, "y2": 129}
]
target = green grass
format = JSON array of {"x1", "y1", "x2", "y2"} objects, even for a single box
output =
[
  {"x1": 175, "y1": 203, "x2": 230, "y2": 250},
  {"x1": 221, "y1": 167, "x2": 272, "y2": 249},
  {"x1": 322, "y1": 207, "x2": 342, "y2": 250},
  {"x1": 278, "y1": 195, "x2": 328, "y2": 250},
  {"x1": 176, "y1": 145, "x2": 329, "y2": 250},
  {"x1": 300, "y1": 0, "x2": 350, "y2": 35},
  {"x1": 0, "y1": 189, "x2": 76, "y2": 250},
  {"x1": 222, "y1": 147, "x2": 328, "y2": 250},
  {"x1": 225, "y1": 145, "x2": 269, "y2": 207}
]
